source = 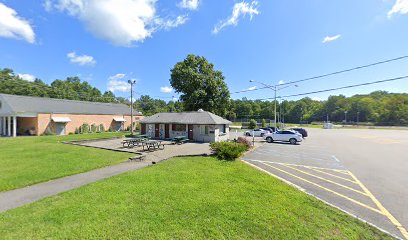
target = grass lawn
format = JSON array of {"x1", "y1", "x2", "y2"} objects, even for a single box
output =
[
  {"x1": 0, "y1": 132, "x2": 133, "y2": 192},
  {"x1": 0, "y1": 157, "x2": 391, "y2": 239}
]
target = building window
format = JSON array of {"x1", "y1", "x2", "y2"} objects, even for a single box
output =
[
  {"x1": 172, "y1": 124, "x2": 186, "y2": 131},
  {"x1": 200, "y1": 125, "x2": 209, "y2": 135}
]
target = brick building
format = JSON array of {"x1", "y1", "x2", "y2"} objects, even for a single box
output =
[{"x1": 0, "y1": 94, "x2": 142, "y2": 137}]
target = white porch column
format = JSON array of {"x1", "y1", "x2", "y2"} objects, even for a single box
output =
[
  {"x1": 2, "y1": 117, "x2": 5, "y2": 136},
  {"x1": 7, "y1": 116, "x2": 11, "y2": 137},
  {"x1": 13, "y1": 116, "x2": 17, "y2": 137}
]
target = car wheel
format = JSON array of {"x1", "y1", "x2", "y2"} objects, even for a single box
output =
[
  {"x1": 266, "y1": 137, "x2": 273, "y2": 143},
  {"x1": 245, "y1": 132, "x2": 250, "y2": 136},
  {"x1": 289, "y1": 138, "x2": 297, "y2": 145}
]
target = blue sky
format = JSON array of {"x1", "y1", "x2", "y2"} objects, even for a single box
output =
[{"x1": 0, "y1": 0, "x2": 408, "y2": 102}]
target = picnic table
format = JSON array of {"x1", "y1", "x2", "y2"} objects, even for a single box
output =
[
  {"x1": 122, "y1": 136, "x2": 147, "y2": 148},
  {"x1": 142, "y1": 140, "x2": 165, "y2": 151},
  {"x1": 171, "y1": 136, "x2": 189, "y2": 145}
]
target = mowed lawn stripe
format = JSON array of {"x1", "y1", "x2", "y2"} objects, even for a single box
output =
[
  {"x1": 0, "y1": 133, "x2": 133, "y2": 192},
  {"x1": 0, "y1": 157, "x2": 392, "y2": 239}
]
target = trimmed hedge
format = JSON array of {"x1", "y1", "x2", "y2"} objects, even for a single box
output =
[{"x1": 210, "y1": 142, "x2": 249, "y2": 161}]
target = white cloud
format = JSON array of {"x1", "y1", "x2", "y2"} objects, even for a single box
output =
[
  {"x1": 178, "y1": 0, "x2": 200, "y2": 10},
  {"x1": 244, "y1": 86, "x2": 257, "y2": 91},
  {"x1": 388, "y1": 0, "x2": 408, "y2": 18},
  {"x1": 17, "y1": 73, "x2": 36, "y2": 82},
  {"x1": 278, "y1": 80, "x2": 285, "y2": 85},
  {"x1": 322, "y1": 34, "x2": 341, "y2": 43},
  {"x1": 213, "y1": 1, "x2": 259, "y2": 34},
  {"x1": 43, "y1": 0, "x2": 53, "y2": 12},
  {"x1": 107, "y1": 73, "x2": 131, "y2": 93},
  {"x1": 45, "y1": 0, "x2": 188, "y2": 46},
  {"x1": 67, "y1": 52, "x2": 96, "y2": 66},
  {"x1": 154, "y1": 15, "x2": 188, "y2": 30},
  {"x1": 0, "y1": 3, "x2": 35, "y2": 43},
  {"x1": 160, "y1": 86, "x2": 173, "y2": 93}
]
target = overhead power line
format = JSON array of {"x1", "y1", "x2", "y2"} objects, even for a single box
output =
[
  {"x1": 231, "y1": 55, "x2": 408, "y2": 94},
  {"x1": 256, "y1": 75, "x2": 408, "y2": 101}
]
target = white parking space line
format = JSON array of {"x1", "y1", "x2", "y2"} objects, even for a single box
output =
[
  {"x1": 243, "y1": 156, "x2": 408, "y2": 240},
  {"x1": 332, "y1": 155, "x2": 340, "y2": 162},
  {"x1": 242, "y1": 159, "x2": 348, "y2": 173},
  {"x1": 257, "y1": 161, "x2": 385, "y2": 215}
]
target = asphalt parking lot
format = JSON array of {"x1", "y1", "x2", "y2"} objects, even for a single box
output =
[{"x1": 242, "y1": 128, "x2": 408, "y2": 239}]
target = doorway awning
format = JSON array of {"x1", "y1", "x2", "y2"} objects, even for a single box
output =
[
  {"x1": 113, "y1": 117, "x2": 126, "y2": 122},
  {"x1": 51, "y1": 117, "x2": 72, "y2": 123}
]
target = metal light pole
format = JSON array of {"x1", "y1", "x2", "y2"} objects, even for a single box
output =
[
  {"x1": 344, "y1": 111, "x2": 348, "y2": 124},
  {"x1": 274, "y1": 87, "x2": 277, "y2": 129},
  {"x1": 357, "y1": 111, "x2": 360, "y2": 125},
  {"x1": 128, "y1": 80, "x2": 136, "y2": 135},
  {"x1": 250, "y1": 80, "x2": 298, "y2": 130}
]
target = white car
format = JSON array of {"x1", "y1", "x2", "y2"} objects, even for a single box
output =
[
  {"x1": 245, "y1": 129, "x2": 268, "y2": 137},
  {"x1": 263, "y1": 130, "x2": 303, "y2": 144}
]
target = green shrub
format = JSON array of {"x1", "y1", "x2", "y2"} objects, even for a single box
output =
[
  {"x1": 91, "y1": 124, "x2": 97, "y2": 133},
  {"x1": 237, "y1": 136, "x2": 253, "y2": 149},
  {"x1": 261, "y1": 119, "x2": 266, "y2": 128},
  {"x1": 80, "y1": 123, "x2": 90, "y2": 134},
  {"x1": 99, "y1": 124, "x2": 105, "y2": 132},
  {"x1": 210, "y1": 142, "x2": 249, "y2": 161},
  {"x1": 248, "y1": 119, "x2": 257, "y2": 129}
]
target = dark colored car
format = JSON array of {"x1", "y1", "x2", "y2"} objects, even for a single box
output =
[{"x1": 290, "y1": 128, "x2": 308, "y2": 138}]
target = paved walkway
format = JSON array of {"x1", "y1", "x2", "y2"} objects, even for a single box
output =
[
  {"x1": 0, "y1": 161, "x2": 150, "y2": 213},
  {"x1": 0, "y1": 140, "x2": 212, "y2": 213}
]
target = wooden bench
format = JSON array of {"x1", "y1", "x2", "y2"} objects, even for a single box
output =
[{"x1": 129, "y1": 153, "x2": 147, "y2": 162}]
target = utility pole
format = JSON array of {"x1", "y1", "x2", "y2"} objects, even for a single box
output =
[
  {"x1": 128, "y1": 80, "x2": 136, "y2": 135},
  {"x1": 250, "y1": 80, "x2": 298, "y2": 130}
]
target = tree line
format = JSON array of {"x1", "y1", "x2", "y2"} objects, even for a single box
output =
[
  {"x1": 230, "y1": 92, "x2": 408, "y2": 126},
  {"x1": 2, "y1": 53, "x2": 408, "y2": 126}
]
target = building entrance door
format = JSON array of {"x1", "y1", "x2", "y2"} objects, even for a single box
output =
[
  {"x1": 55, "y1": 123, "x2": 66, "y2": 135},
  {"x1": 188, "y1": 124, "x2": 193, "y2": 140},
  {"x1": 165, "y1": 124, "x2": 170, "y2": 138},
  {"x1": 115, "y1": 122, "x2": 122, "y2": 131}
]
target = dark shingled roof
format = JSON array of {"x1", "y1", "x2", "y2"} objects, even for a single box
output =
[
  {"x1": 141, "y1": 110, "x2": 231, "y2": 125},
  {"x1": 0, "y1": 94, "x2": 141, "y2": 115}
]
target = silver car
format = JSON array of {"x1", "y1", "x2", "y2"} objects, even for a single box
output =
[
  {"x1": 245, "y1": 129, "x2": 268, "y2": 137},
  {"x1": 263, "y1": 130, "x2": 303, "y2": 144}
]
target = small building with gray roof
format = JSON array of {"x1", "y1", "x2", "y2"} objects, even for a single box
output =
[
  {"x1": 0, "y1": 93, "x2": 143, "y2": 137},
  {"x1": 140, "y1": 109, "x2": 231, "y2": 142}
]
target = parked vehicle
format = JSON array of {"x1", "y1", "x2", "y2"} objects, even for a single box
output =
[
  {"x1": 261, "y1": 127, "x2": 279, "y2": 133},
  {"x1": 260, "y1": 128, "x2": 272, "y2": 133},
  {"x1": 290, "y1": 128, "x2": 308, "y2": 138},
  {"x1": 245, "y1": 129, "x2": 268, "y2": 137},
  {"x1": 263, "y1": 130, "x2": 303, "y2": 144}
]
